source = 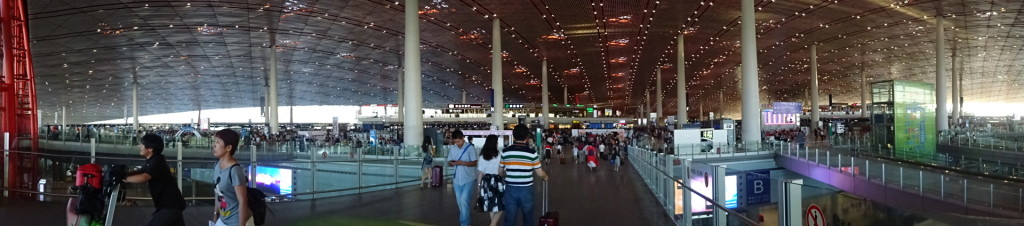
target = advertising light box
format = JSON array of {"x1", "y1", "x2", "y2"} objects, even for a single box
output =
[
  {"x1": 255, "y1": 166, "x2": 293, "y2": 195},
  {"x1": 685, "y1": 175, "x2": 738, "y2": 213}
]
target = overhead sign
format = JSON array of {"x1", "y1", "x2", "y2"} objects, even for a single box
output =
[
  {"x1": 772, "y1": 102, "x2": 803, "y2": 114},
  {"x1": 448, "y1": 104, "x2": 483, "y2": 109},
  {"x1": 745, "y1": 171, "x2": 771, "y2": 206},
  {"x1": 806, "y1": 204, "x2": 825, "y2": 226},
  {"x1": 763, "y1": 109, "x2": 799, "y2": 125}
]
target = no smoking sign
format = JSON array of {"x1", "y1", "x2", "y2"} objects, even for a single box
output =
[{"x1": 805, "y1": 204, "x2": 825, "y2": 226}]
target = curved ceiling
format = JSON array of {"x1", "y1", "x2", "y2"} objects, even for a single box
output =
[{"x1": 27, "y1": 0, "x2": 1024, "y2": 123}]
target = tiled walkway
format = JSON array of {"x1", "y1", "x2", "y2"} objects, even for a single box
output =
[{"x1": 2, "y1": 156, "x2": 674, "y2": 225}]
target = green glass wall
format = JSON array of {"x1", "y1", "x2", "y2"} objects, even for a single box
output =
[{"x1": 870, "y1": 80, "x2": 936, "y2": 161}]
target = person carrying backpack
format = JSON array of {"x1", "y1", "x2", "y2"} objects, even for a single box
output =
[
  {"x1": 124, "y1": 134, "x2": 186, "y2": 226},
  {"x1": 211, "y1": 129, "x2": 252, "y2": 226}
]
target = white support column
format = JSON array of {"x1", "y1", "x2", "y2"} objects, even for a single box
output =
[
  {"x1": 61, "y1": 106, "x2": 66, "y2": 137},
  {"x1": 132, "y1": 71, "x2": 139, "y2": 132},
  {"x1": 397, "y1": 67, "x2": 404, "y2": 120},
  {"x1": 656, "y1": 67, "x2": 664, "y2": 126},
  {"x1": 860, "y1": 60, "x2": 867, "y2": 117},
  {"x1": 177, "y1": 142, "x2": 183, "y2": 192},
  {"x1": 676, "y1": 34, "x2": 688, "y2": 128},
  {"x1": 491, "y1": 18, "x2": 504, "y2": 129},
  {"x1": 541, "y1": 59, "x2": 550, "y2": 128},
  {"x1": 951, "y1": 37, "x2": 960, "y2": 127},
  {"x1": 811, "y1": 45, "x2": 820, "y2": 132},
  {"x1": 644, "y1": 92, "x2": 650, "y2": 124},
  {"x1": 267, "y1": 33, "x2": 280, "y2": 134},
  {"x1": 403, "y1": 0, "x2": 424, "y2": 147},
  {"x1": 935, "y1": 5, "x2": 950, "y2": 132},
  {"x1": 958, "y1": 50, "x2": 964, "y2": 118},
  {"x1": 90, "y1": 138, "x2": 96, "y2": 163},
  {"x1": 563, "y1": 85, "x2": 568, "y2": 106},
  {"x1": 740, "y1": 0, "x2": 761, "y2": 146},
  {"x1": 699, "y1": 104, "x2": 704, "y2": 121},
  {"x1": 462, "y1": 90, "x2": 466, "y2": 104},
  {"x1": 719, "y1": 90, "x2": 724, "y2": 119}
]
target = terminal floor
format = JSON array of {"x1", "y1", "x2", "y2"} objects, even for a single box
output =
[{"x1": 1, "y1": 157, "x2": 674, "y2": 226}]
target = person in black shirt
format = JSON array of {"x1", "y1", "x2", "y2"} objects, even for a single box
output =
[{"x1": 125, "y1": 134, "x2": 187, "y2": 226}]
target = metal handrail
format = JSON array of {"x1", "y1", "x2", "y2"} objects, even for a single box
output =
[
  {"x1": 0, "y1": 186, "x2": 215, "y2": 200},
  {"x1": 630, "y1": 146, "x2": 760, "y2": 226}
]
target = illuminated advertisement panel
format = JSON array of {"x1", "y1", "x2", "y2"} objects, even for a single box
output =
[
  {"x1": 892, "y1": 81, "x2": 936, "y2": 160},
  {"x1": 680, "y1": 175, "x2": 738, "y2": 213},
  {"x1": 255, "y1": 166, "x2": 293, "y2": 195}
]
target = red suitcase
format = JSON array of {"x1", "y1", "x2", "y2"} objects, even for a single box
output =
[
  {"x1": 539, "y1": 181, "x2": 558, "y2": 226},
  {"x1": 429, "y1": 165, "x2": 444, "y2": 187},
  {"x1": 75, "y1": 163, "x2": 102, "y2": 189}
]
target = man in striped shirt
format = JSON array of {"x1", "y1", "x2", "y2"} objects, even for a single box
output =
[{"x1": 500, "y1": 124, "x2": 550, "y2": 226}]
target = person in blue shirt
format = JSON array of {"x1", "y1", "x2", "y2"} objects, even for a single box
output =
[{"x1": 447, "y1": 130, "x2": 478, "y2": 226}]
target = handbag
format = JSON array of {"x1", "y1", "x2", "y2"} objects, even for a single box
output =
[{"x1": 475, "y1": 196, "x2": 486, "y2": 212}]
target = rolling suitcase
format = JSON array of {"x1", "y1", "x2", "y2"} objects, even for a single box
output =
[
  {"x1": 539, "y1": 181, "x2": 558, "y2": 226},
  {"x1": 76, "y1": 164, "x2": 103, "y2": 189},
  {"x1": 430, "y1": 165, "x2": 444, "y2": 187}
]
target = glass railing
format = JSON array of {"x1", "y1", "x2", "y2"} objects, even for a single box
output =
[
  {"x1": 777, "y1": 143, "x2": 1024, "y2": 218},
  {"x1": 939, "y1": 135, "x2": 1024, "y2": 152},
  {"x1": 1, "y1": 143, "x2": 454, "y2": 206},
  {"x1": 631, "y1": 144, "x2": 1024, "y2": 225},
  {"x1": 628, "y1": 145, "x2": 759, "y2": 225}
]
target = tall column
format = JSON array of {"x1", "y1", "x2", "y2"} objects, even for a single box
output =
[
  {"x1": 397, "y1": 65, "x2": 404, "y2": 121},
  {"x1": 403, "y1": 0, "x2": 424, "y2": 146},
  {"x1": 462, "y1": 90, "x2": 466, "y2": 104},
  {"x1": 132, "y1": 71, "x2": 139, "y2": 131},
  {"x1": 951, "y1": 37, "x2": 960, "y2": 128},
  {"x1": 61, "y1": 106, "x2": 65, "y2": 135},
  {"x1": 718, "y1": 90, "x2": 724, "y2": 119},
  {"x1": 267, "y1": 34, "x2": 280, "y2": 134},
  {"x1": 860, "y1": 65, "x2": 867, "y2": 117},
  {"x1": 676, "y1": 34, "x2": 688, "y2": 128},
  {"x1": 740, "y1": 0, "x2": 762, "y2": 145},
  {"x1": 699, "y1": 103, "x2": 703, "y2": 121},
  {"x1": 958, "y1": 44, "x2": 965, "y2": 118},
  {"x1": 541, "y1": 59, "x2": 550, "y2": 128},
  {"x1": 491, "y1": 18, "x2": 504, "y2": 129},
  {"x1": 656, "y1": 67, "x2": 663, "y2": 126},
  {"x1": 563, "y1": 85, "x2": 568, "y2": 105},
  {"x1": 643, "y1": 92, "x2": 650, "y2": 124},
  {"x1": 810, "y1": 45, "x2": 820, "y2": 132},
  {"x1": 935, "y1": 8, "x2": 949, "y2": 131}
]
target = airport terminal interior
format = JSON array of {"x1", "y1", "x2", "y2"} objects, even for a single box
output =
[{"x1": 2, "y1": 0, "x2": 1024, "y2": 225}]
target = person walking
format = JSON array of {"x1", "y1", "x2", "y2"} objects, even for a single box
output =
[
  {"x1": 476, "y1": 135, "x2": 505, "y2": 226},
  {"x1": 420, "y1": 136, "x2": 436, "y2": 188},
  {"x1": 500, "y1": 124, "x2": 550, "y2": 226},
  {"x1": 447, "y1": 130, "x2": 478, "y2": 226},
  {"x1": 124, "y1": 134, "x2": 186, "y2": 226},
  {"x1": 210, "y1": 129, "x2": 252, "y2": 226}
]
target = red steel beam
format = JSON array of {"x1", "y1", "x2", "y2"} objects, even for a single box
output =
[{"x1": 2, "y1": 0, "x2": 39, "y2": 192}]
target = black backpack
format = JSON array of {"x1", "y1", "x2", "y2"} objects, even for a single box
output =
[
  {"x1": 74, "y1": 179, "x2": 105, "y2": 218},
  {"x1": 226, "y1": 164, "x2": 273, "y2": 225}
]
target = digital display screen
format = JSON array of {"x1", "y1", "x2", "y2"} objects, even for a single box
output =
[
  {"x1": 255, "y1": 166, "x2": 293, "y2": 195},
  {"x1": 687, "y1": 175, "x2": 738, "y2": 213}
]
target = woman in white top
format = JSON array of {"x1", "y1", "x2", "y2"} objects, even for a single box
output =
[{"x1": 476, "y1": 135, "x2": 504, "y2": 226}]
